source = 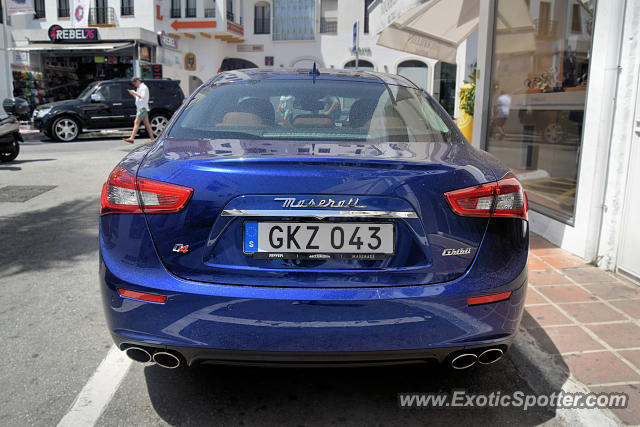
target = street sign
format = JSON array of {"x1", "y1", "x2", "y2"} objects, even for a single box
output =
[{"x1": 352, "y1": 21, "x2": 358, "y2": 53}]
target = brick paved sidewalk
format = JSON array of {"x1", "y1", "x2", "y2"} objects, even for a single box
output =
[{"x1": 525, "y1": 234, "x2": 640, "y2": 424}]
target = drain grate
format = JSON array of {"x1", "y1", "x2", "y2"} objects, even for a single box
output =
[{"x1": 0, "y1": 185, "x2": 57, "y2": 202}]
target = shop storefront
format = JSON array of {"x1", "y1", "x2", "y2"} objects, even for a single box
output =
[
  {"x1": 373, "y1": 0, "x2": 640, "y2": 280},
  {"x1": 471, "y1": 0, "x2": 640, "y2": 281},
  {"x1": 10, "y1": 26, "x2": 158, "y2": 110}
]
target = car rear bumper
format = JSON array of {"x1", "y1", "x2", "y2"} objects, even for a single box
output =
[{"x1": 100, "y1": 255, "x2": 527, "y2": 366}]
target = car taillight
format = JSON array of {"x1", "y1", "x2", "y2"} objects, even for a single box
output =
[
  {"x1": 444, "y1": 173, "x2": 528, "y2": 220},
  {"x1": 100, "y1": 166, "x2": 193, "y2": 215}
]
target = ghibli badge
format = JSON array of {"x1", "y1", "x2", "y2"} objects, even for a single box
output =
[{"x1": 442, "y1": 248, "x2": 472, "y2": 256}]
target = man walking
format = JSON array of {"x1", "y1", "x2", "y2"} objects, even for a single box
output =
[{"x1": 123, "y1": 77, "x2": 154, "y2": 143}]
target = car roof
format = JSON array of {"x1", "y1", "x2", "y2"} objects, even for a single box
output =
[
  {"x1": 208, "y1": 68, "x2": 418, "y2": 88},
  {"x1": 97, "y1": 78, "x2": 179, "y2": 85}
]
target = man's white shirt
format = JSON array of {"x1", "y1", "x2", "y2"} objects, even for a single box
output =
[{"x1": 136, "y1": 83, "x2": 150, "y2": 109}]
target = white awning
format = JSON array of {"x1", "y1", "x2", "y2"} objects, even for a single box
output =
[
  {"x1": 375, "y1": 0, "x2": 535, "y2": 63},
  {"x1": 9, "y1": 42, "x2": 133, "y2": 51}
]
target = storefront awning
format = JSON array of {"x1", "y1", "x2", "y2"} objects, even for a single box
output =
[
  {"x1": 375, "y1": 0, "x2": 535, "y2": 63},
  {"x1": 9, "y1": 42, "x2": 133, "y2": 52}
]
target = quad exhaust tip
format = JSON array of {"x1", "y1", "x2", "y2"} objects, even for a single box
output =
[
  {"x1": 450, "y1": 353, "x2": 477, "y2": 370},
  {"x1": 125, "y1": 347, "x2": 152, "y2": 363},
  {"x1": 478, "y1": 348, "x2": 504, "y2": 365},
  {"x1": 152, "y1": 351, "x2": 181, "y2": 369}
]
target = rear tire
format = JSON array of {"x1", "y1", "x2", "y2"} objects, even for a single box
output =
[
  {"x1": 0, "y1": 138, "x2": 20, "y2": 162},
  {"x1": 51, "y1": 116, "x2": 80, "y2": 142}
]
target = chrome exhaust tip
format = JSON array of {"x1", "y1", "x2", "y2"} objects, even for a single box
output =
[
  {"x1": 125, "y1": 347, "x2": 152, "y2": 363},
  {"x1": 152, "y1": 351, "x2": 181, "y2": 369},
  {"x1": 451, "y1": 353, "x2": 478, "y2": 370},
  {"x1": 478, "y1": 348, "x2": 504, "y2": 365}
]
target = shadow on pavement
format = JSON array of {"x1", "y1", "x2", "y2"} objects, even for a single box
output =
[
  {"x1": 0, "y1": 198, "x2": 99, "y2": 277},
  {"x1": 0, "y1": 158, "x2": 55, "y2": 167},
  {"x1": 143, "y1": 359, "x2": 557, "y2": 426}
]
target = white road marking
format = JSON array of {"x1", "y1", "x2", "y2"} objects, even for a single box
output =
[{"x1": 57, "y1": 345, "x2": 132, "y2": 427}]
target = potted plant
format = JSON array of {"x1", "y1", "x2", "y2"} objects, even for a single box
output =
[{"x1": 458, "y1": 72, "x2": 475, "y2": 143}]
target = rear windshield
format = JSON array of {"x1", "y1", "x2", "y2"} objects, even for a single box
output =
[{"x1": 167, "y1": 79, "x2": 457, "y2": 143}]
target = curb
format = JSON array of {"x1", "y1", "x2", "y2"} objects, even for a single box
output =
[{"x1": 510, "y1": 326, "x2": 620, "y2": 426}]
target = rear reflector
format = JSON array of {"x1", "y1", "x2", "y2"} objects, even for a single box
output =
[
  {"x1": 467, "y1": 291, "x2": 512, "y2": 306},
  {"x1": 118, "y1": 288, "x2": 167, "y2": 304},
  {"x1": 100, "y1": 166, "x2": 193, "y2": 215},
  {"x1": 444, "y1": 173, "x2": 528, "y2": 220}
]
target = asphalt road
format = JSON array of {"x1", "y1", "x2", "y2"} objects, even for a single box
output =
[{"x1": 0, "y1": 135, "x2": 562, "y2": 426}]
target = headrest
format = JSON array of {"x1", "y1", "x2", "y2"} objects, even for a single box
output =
[{"x1": 291, "y1": 114, "x2": 333, "y2": 128}]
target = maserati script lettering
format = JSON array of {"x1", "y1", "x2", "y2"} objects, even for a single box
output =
[{"x1": 274, "y1": 197, "x2": 367, "y2": 209}]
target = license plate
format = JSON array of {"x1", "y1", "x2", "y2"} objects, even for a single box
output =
[{"x1": 243, "y1": 221, "x2": 395, "y2": 260}]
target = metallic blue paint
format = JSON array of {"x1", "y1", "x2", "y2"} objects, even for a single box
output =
[{"x1": 99, "y1": 69, "x2": 527, "y2": 365}]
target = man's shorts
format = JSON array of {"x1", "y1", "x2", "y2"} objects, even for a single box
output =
[{"x1": 136, "y1": 107, "x2": 149, "y2": 120}]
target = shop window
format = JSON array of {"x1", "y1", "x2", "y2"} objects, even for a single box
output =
[
  {"x1": 320, "y1": 0, "x2": 337, "y2": 34},
  {"x1": 254, "y1": 2, "x2": 270, "y2": 34},
  {"x1": 485, "y1": 0, "x2": 596, "y2": 221},
  {"x1": 273, "y1": 0, "x2": 315, "y2": 41},
  {"x1": 121, "y1": 0, "x2": 134, "y2": 15},
  {"x1": 57, "y1": 0, "x2": 69, "y2": 18},
  {"x1": 344, "y1": 59, "x2": 374, "y2": 71},
  {"x1": 186, "y1": 0, "x2": 196, "y2": 17},
  {"x1": 34, "y1": 0, "x2": 45, "y2": 18},
  {"x1": 171, "y1": 0, "x2": 181, "y2": 18}
]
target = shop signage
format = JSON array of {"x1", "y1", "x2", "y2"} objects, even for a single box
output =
[
  {"x1": 349, "y1": 47, "x2": 372, "y2": 56},
  {"x1": 48, "y1": 25, "x2": 98, "y2": 43},
  {"x1": 157, "y1": 31, "x2": 179, "y2": 50},
  {"x1": 184, "y1": 53, "x2": 196, "y2": 71},
  {"x1": 237, "y1": 44, "x2": 263, "y2": 53},
  {"x1": 142, "y1": 64, "x2": 163, "y2": 79},
  {"x1": 7, "y1": 0, "x2": 35, "y2": 15},
  {"x1": 72, "y1": 0, "x2": 90, "y2": 27}
]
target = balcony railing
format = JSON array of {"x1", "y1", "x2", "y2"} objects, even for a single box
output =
[
  {"x1": 34, "y1": 5, "x2": 46, "y2": 18},
  {"x1": 186, "y1": 7, "x2": 196, "y2": 17},
  {"x1": 204, "y1": 8, "x2": 215, "y2": 17},
  {"x1": 254, "y1": 18, "x2": 270, "y2": 34},
  {"x1": 121, "y1": 5, "x2": 134, "y2": 15},
  {"x1": 89, "y1": 7, "x2": 116, "y2": 26},
  {"x1": 58, "y1": 8, "x2": 70, "y2": 18},
  {"x1": 170, "y1": 8, "x2": 181, "y2": 18},
  {"x1": 226, "y1": 10, "x2": 234, "y2": 22},
  {"x1": 320, "y1": 17, "x2": 337, "y2": 34}
]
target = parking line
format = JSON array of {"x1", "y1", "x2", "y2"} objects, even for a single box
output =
[{"x1": 57, "y1": 345, "x2": 132, "y2": 427}]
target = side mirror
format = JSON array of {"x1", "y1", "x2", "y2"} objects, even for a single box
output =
[
  {"x1": 3, "y1": 97, "x2": 29, "y2": 116},
  {"x1": 91, "y1": 93, "x2": 105, "y2": 103}
]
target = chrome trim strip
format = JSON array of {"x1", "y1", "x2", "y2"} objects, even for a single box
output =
[{"x1": 221, "y1": 209, "x2": 418, "y2": 219}]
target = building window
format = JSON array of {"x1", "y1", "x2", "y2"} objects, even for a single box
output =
[
  {"x1": 485, "y1": 0, "x2": 596, "y2": 221},
  {"x1": 571, "y1": 4, "x2": 582, "y2": 33},
  {"x1": 171, "y1": 0, "x2": 181, "y2": 17},
  {"x1": 344, "y1": 59, "x2": 374, "y2": 71},
  {"x1": 227, "y1": 0, "x2": 234, "y2": 21},
  {"x1": 57, "y1": 0, "x2": 69, "y2": 17},
  {"x1": 319, "y1": 0, "x2": 337, "y2": 34},
  {"x1": 254, "y1": 2, "x2": 270, "y2": 34},
  {"x1": 121, "y1": 0, "x2": 134, "y2": 15},
  {"x1": 204, "y1": 0, "x2": 215, "y2": 18},
  {"x1": 364, "y1": 0, "x2": 373, "y2": 33},
  {"x1": 34, "y1": 0, "x2": 45, "y2": 18},
  {"x1": 397, "y1": 60, "x2": 428, "y2": 89},
  {"x1": 273, "y1": 0, "x2": 315, "y2": 41},
  {"x1": 186, "y1": 0, "x2": 196, "y2": 17}
]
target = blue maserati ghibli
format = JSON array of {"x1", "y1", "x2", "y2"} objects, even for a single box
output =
[{"x1": 99, "y1": 68, "x2": 528, "y2": 370}]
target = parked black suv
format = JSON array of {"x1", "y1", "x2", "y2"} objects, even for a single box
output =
[{"x1": 32, "y1": 78, "x2": 184, "y2": 142}]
